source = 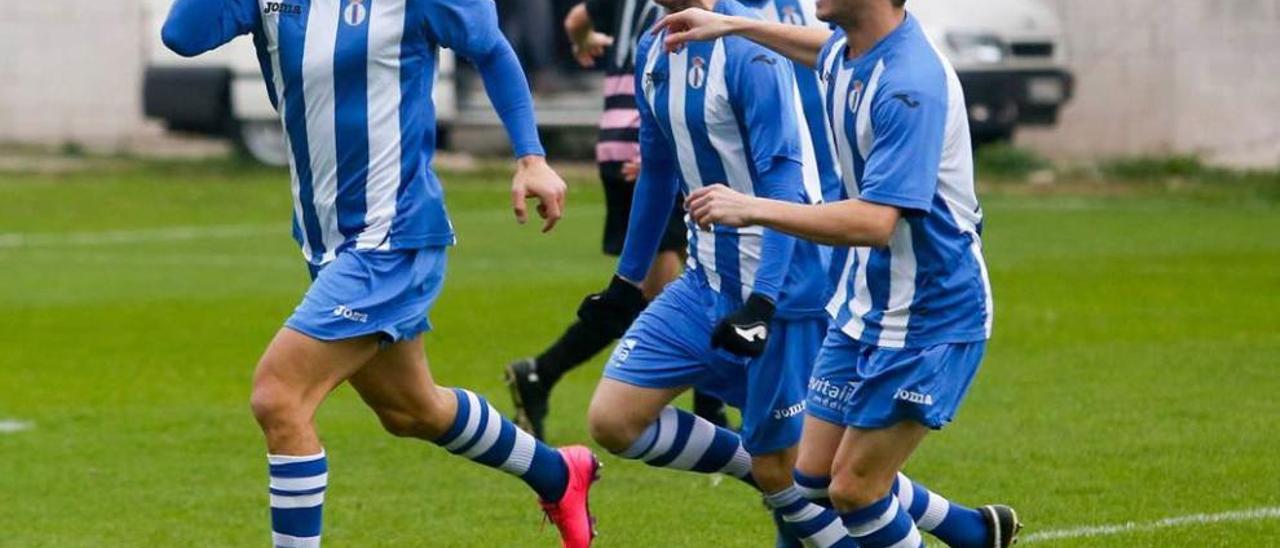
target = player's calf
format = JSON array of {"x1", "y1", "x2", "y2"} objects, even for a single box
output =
[
  {"x1": 591, "y1": 401, "x2": 754, "y2": 481},
  {"x1": 751, "y1": 449, "x2": 798, "y2": 494},
  {"x1": 365, "y1": 385, "x2": 456, "y2": 440},
  {"x1": 829, "y1": 466, "x2": 899, "y2": 513},
  {"x1": 764, "y1": 485, "x2": 856, "y2": 548},
  {"x1": 585, "y1": 395, "x2": 653, "y2": 455},
  {"x1": 895, "y1": 473, "x2": 1002, "y2": 548}
]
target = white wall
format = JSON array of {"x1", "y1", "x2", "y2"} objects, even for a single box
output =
[
  {"x1": 0, "y1": 0, "x2": 151, "y2": 149},
  {"x1": 1020, "y1": 0, "x2": 1280, "y2": 167},
  {"x1": 1, "y1": 0, "x2": 1278, "y2": 166}
]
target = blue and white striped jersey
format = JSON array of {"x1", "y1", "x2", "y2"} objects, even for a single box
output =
[
  {"x1": 818, "y1": 14, "x2": 993, "y2": 348},
  {"x1": 741, "y1": 0, "x2": 846, "y2": 299},
  {"x1": 741, "y1": 0, "x2": 842, "y2": 205},
  {"x1": 617, "y1": 0, "x2": 828, "y2": 317},
  {"x1": 162, "y1": 0, "x2": 543, "y2": 265}
]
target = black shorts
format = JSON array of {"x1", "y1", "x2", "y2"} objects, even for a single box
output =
[{"x1": 600, "y1": 162, "x2": 687, "y2": 257}]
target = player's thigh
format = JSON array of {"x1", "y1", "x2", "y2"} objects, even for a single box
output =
[
  {"x1": 347, "y1": 337, "x2": 455, "y2": 438},
  {"x1": 592, "y1": 273, "x2": 711, "y2": 439},
  {"x1": 252, "y1": 328, "x2": 382, "y2": 418}
]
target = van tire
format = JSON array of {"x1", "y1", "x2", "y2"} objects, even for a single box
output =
[{"x1": 235, "y1": 119, "x2": 289, "y2": 167}]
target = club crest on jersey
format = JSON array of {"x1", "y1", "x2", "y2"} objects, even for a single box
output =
[
  {"x1": 781, "y1": 6, "x2": 802, "y2": 26},
  {"x1": 343, "y1": 0, "x2": 367, "y2": 26},
  {"x1": 848, "y1": 80, "x2": 864, "y2": 113},
  {"x1": 688, "y1": 56, "x2": 707, "y2": 90}
]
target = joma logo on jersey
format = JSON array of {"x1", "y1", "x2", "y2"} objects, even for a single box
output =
[
  {"x1": 688, "y1": 56, "x2": 707, "y2": 90},
  {"x1": 894, "y1": 389, "x2": 934, "y2": 406},
  {"x1": 262, "y1": 2, "x2": 302, "y2": 15},
  {"x1": 332, "y1": 305, "x2": 368, "y2": 323}
]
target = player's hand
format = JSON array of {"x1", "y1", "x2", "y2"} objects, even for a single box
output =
[
  {"x1": 622, "y1": 159, "x2": 641, "y2": 183},
  {"x1": 686, "y1": 184, "x2": 761, "y2": 229},
  {"x1": 652, "y1": 8, "x2": 738, "y2": 52},
  {"x1": 573, "y1": 31, "x2": 615, "y2": 67},
  {"x1": 578, "y1": 275, "x2": 648, "y2": 338},
  {"x1": 512, "y1": 155, "x2": 567, "y2": 233},
  {"x1": 711, "y1": 293, "x2": 775, "y2": 357}
]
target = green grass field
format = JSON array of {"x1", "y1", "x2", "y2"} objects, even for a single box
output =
[{"x1": 0, "y1": 158, "x2": 1277, "y2": 547}]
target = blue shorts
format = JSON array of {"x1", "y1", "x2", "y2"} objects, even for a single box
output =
[
  {"x1": 286, "y1": 247, "x2": 447, "y2": 343},
  {"x1": 807, "y1": 323, "x2": 985, "y2": 430},
  {"x1": 603, "y1": 272, "x2": 824, "y2": 455}
]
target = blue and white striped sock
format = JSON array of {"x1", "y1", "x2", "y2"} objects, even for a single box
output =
[
  {"x1": 765, "y1": 485, "x2": 857, "y2": 548},
  {"x1": 840, "y1": 493, "x2": 924, "y2": 548},
  {"x1": 619, "y1": 406, "x2": 752, "y2": 481},
  {"x1": 268, "y1": 451, "x2": 327, "y2": 548},
  {"x1": 433, "y1": 388, "x2": 569, "y2": 502},
  {"x1": 896, "y1": 472, "x2": 987, "y2": 548},
  {"x1": 794, "y1": 470, "x2": 834, "y2": 508}
]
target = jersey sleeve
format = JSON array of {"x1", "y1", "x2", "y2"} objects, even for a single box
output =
[
  {"x1": 426, "y1": 0, "x2": 544, "y2": 157},
  {"x1": 726, "y1": 39, "x2": 805, "y2": 302},
  {"x1": 857, "y1": 80, "x2": 947, "y2": 214},
  {"x1": 616, "y1": 44, "x2": 681, "y2": 283},
  {"x1": 726, "y1": 41, "x2": 803, "y2": 181},
  {"x1": 161, "y1": 0, "x2": 260, "y2": 57},
  {"x1": 422, "y1": 0, "x2": 505, "y2": 59}
]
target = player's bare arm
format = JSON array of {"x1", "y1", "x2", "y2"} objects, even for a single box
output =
[
  {"x1": 686, "y1": 185, "x2": 900, "y2": 248},
  {"x1": 565, "y1": 3, "x2": 615, "y2": 67},
  {"x1": 511, "y1": 155, "x2": 568, "y2": 233},
  {"x1": 653, "y1": 8, "x2": 831, "y2": 68}
]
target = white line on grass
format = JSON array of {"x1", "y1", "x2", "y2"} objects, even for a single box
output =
[
  {"x1": 0, "y1": 224, "x2": 278, "y2": 249},
  {"x1": 1022, "y1": 506, "x2": 1280, "y2": 543},
  {"x1": 0, "y1": 419, "x2": 35, "y2": 434}
]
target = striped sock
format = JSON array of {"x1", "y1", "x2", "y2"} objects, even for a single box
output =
[
  {"x1": 840, "y1": 493, "x2": 924, "y2": 548},
  {"x1": 268, "y1": 451, "x2": 327, "y2": 548},
  {"x1": 433, "y1": 388, "x2": 569, "y2": 502},
  {"x1": 765, "y1": 485, "x2": 856, "y2": 548},
  {"x1": 618, "y1": 406, "x2": 752, "y2": 481},
  {"x1": 896, "y1": 473, "x2": 988, "y2": 548},
  {"x1": 794, "y1": 471, "x2": 834, "y2": 508}
]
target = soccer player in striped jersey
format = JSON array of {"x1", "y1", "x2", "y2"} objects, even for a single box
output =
[
  {"x1": 743, "y1": 0, "x2": 841, "y2": 206},
  {"x1": 504, "y1": 0, "x2": 733, "y2": 442},
  {"x1": 161, "y1": 0, "x2": 599, "y2": 546},
  {"x1": 739, "y1": 0, "x2": 850, "y2": 305},
  {"x1": 659, "y1": 1, "x2": 1022, "y2": 547},
  {"x1": 576, "y1": 0, "x2": 852, "y2": 543}
]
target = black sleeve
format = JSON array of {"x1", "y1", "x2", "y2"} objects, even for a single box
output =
[{"x1": 584, "y1": 0, "x2": 616, "y2": 33}]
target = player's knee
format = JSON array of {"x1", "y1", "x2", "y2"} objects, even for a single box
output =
[
  {"x1": 587, "y1": 402, "x2": 639, "y2": 454},
  {"x1": 828, "y1": 467, "x2": 895, "y2": 512},
  {"x1": 249, "y1": 378, "x2": 305, "y2": 432}
]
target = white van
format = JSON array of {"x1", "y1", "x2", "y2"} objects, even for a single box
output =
[
  {"x1": 911, "y1": 0, "x2": 1073, "y2": 143},
  {"x1": 142, "y1": 0, "x2": 1069, "y2": 163}
]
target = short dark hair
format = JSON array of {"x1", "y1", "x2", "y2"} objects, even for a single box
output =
[{"x1": 893, "y1": 0, "x2": 906, "y2": 6}]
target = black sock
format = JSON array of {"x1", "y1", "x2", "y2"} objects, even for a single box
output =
[{"x1": 535, "y1": 319, "x2": 617, "y2": 387}]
